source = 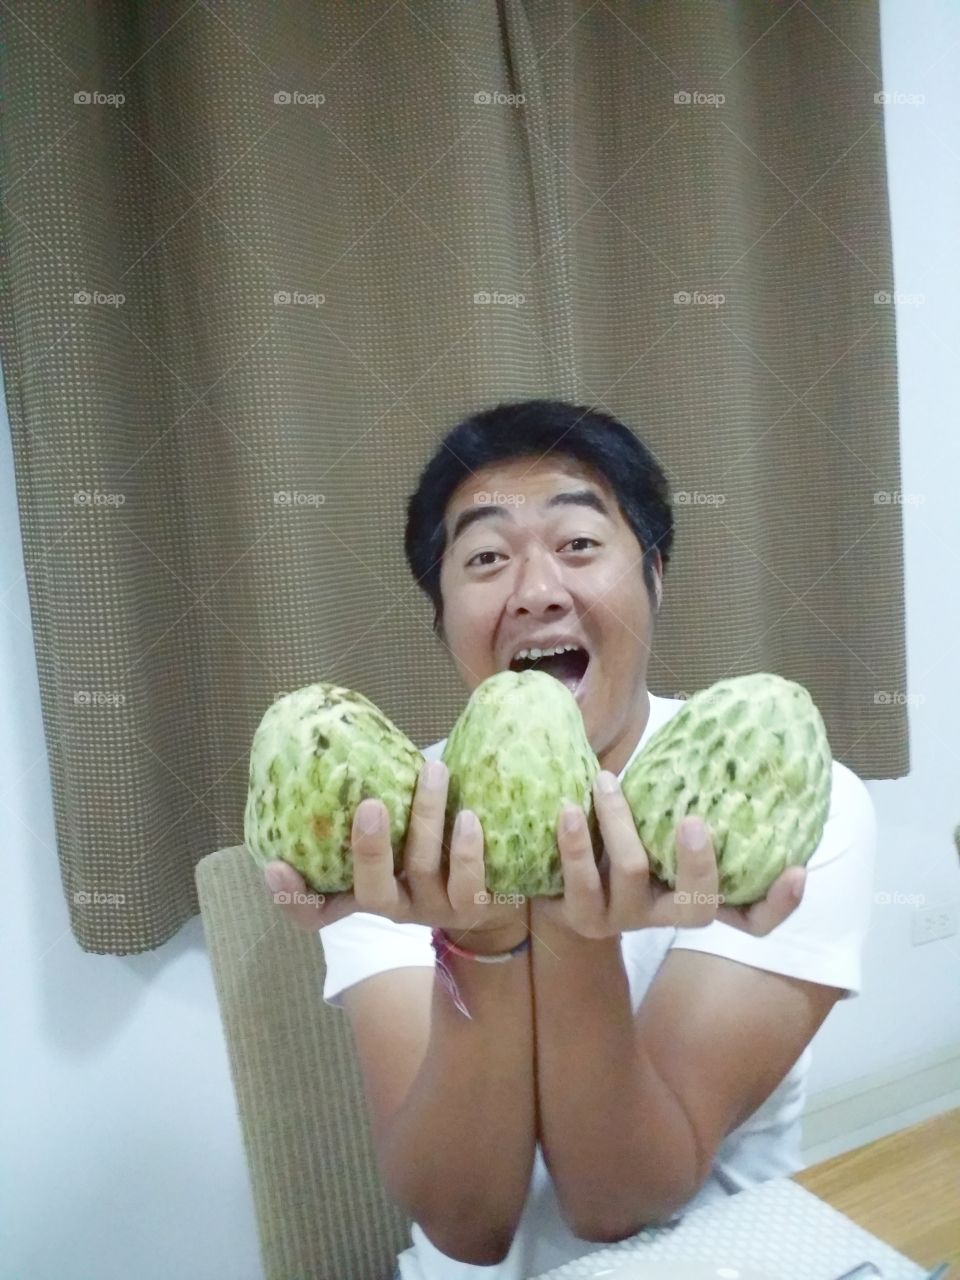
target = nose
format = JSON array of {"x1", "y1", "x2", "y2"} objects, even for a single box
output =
[{"x1": 506, "y1": 542, "x2": 573, "y2": 617}]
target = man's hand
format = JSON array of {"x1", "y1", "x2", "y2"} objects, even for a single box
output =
[
  {"x1": 260, "y1": 759, "x2": 529, "y2": 943},
  {"x1": 534, "y1": 771, "x2": 806, "y2": 939}
]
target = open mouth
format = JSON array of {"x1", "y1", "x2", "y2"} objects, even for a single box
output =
[{"x1": 508, "y1": 646, "x2": 591, "y2": 701}]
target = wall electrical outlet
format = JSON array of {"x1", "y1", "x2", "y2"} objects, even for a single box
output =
[{"x1": 910, "y1": 902, "x2": 960, "y2": 946}]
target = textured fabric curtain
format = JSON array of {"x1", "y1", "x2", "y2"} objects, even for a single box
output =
[{"x1": 0, "y1": 0, "x2": 906, "y2": 955}]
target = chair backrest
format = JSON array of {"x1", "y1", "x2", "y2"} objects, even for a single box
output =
[{"x1": 196, "y1": 845, "x2": 412, "y2": 1280}]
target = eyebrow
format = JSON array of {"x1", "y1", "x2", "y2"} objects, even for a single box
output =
[{"x1": 450, "y1": 488, "x2": 612, "y2": 545}]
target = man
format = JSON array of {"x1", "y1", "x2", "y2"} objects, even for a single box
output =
[{"x1": 262, "y1": 399, "x2": 876, "y2": 1279}]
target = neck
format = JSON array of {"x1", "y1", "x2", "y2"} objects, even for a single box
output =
[{"x1": 597, "y1": 684, "x2": 651, "y2": 778}]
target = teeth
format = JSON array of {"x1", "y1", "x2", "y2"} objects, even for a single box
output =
[{"x1": 513, "y1": 642, "x2": 582, "y2": 664}]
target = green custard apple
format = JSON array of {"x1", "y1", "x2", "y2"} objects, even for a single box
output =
[
  {"x1": 442, "y1": 669, "x2": 601, "y2": 897},
  {"x1": 621, "y1": 672, "x2": 833, "y2": 906},
  {"x1": 244, "y1": 683, "x2": 423, "y2": 893}
]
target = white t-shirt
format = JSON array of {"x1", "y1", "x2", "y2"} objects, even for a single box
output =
[{"x1": 318, "y1": 692, "x2": 877, "y2": 1280}]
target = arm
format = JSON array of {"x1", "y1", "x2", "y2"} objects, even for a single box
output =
[
  {"x1": 378, "y1": 915, "x2": 536, "y2": 1266},
  {"x1": 530, "y1": 904, "x2": 842, "y2": 1243},
  {"x1": 530, "y1": 911, "x2": 702, "y2": 1242}
]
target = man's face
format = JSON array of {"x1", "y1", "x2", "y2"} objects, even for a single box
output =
[{"x1": 437, "y1": 455, "x2": 662, "y2": 773}]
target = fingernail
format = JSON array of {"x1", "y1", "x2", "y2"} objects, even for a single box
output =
[
  {"x1": 792, "y1": 874, "x2": 806, "y2": 903},
  {"x1": 422, "y1": 760, "x2": 447, "y2": 790},
  {"x1": 684, "y1": 819, "x2": 707, "y2": 850},
  {"x1": 596, "y1": 771, "x2": 618, "y2": 794},
  {"x1": 562, "y1": 806, "x2": 581, "y2": 832},
  {"x1": 265, "y1": 864, "x2": 286, "y2": 892},
  {"x1": 455, "y1": 810, "x2": 477, "y2": 837},
  {"x1": 357, "y1": 802, "x2": 383, "y2": 835}
]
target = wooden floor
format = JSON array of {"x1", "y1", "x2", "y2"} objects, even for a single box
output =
[{"x1": 794, "y1": 1106, "x2": 960, "y2": 1272}]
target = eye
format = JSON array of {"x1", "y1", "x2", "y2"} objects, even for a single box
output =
[
  {"x1": 465, "y1": 538, "x2": 599, "y2": 568},
  {"x1": 465, "y1": 550, "x2": 504, "y2": 568}
]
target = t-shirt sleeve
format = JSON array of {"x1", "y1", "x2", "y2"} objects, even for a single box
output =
[
  {"x1": 319, "y1": 912, "x2": 435, "y2": 1008},
  {"x1": 668, "y1": 760, "x2": 877, "y2": 999},
  {"x1": 318, "y1": 736, "x2": 447, "y2": 1009}
]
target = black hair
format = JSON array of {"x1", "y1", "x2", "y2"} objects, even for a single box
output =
[{"x1": 403, "y1": 398, "x2": 674, "y2": 640}]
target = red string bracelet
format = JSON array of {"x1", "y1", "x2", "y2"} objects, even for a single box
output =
[{"x1": 430, "y1": 926, "x2": 531, "y2": 1020}]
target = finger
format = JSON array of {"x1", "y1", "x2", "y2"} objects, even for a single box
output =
[
  {"x1": 350, "y1": 799, "x2": 400, "y2": 916},
  {"x1": 594, "y1": 772, "x2": 652, "y2": 918},
  {"x1": 446, "y1": 808, "x2": 489, "y2": 923},
  {"x1": 660, "y1": 817, "x2": 719, "y2": 929},
  {"x1": 717, "y1": 867, "x2": 806, "y2": 937},
  {"x1": 403, "y1": 760, "x2": 452, "y2": 919},
  {"x1": 261, "y1": 860, "x2": 355, "y2": 931},
  {"x1": 556, "y1": 803, "x2": 606, "y2": 932}
]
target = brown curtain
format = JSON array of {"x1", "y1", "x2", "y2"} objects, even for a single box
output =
[{"x1": 0, "y1": 0, "x2": 907, "y2": 955}]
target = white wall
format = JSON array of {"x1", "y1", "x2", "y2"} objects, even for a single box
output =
[
  {"x1": 2, "y1": 4, "x2": 959, "y2": 1277},
  {"x1": 804, "y1": 0, "x2": 960, "y2": 1094}
]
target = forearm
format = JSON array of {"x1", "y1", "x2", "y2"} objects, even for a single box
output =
[
  {"x1": 379, "y1": 919, "x2": 536, "y2": 1266},
  {"x1": 531, "y1": 912, "x2": 702, "y2": 1242}
]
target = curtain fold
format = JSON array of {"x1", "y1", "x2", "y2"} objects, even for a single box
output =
[{"x1": 0, "y1": 0, "x2": 906, "y2": 954}]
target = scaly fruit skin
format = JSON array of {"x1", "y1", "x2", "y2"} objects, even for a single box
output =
[
  {"x1": 621, "y1": 673, "x2": 833, "y2": 907},
  {"x1": 441, "y1": 669, "x2": 601, "y2": 898},
  {"x1": 243, "y1": 683, "x2": 423, "y2": 893}
]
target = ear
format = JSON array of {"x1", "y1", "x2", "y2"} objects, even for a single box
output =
[
  {"x1": 651, "y1": 550, "x2": 663, "y2": 611},
  {"x1": 434, "y1": 611, "x2": 448, "y2": 648}
]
